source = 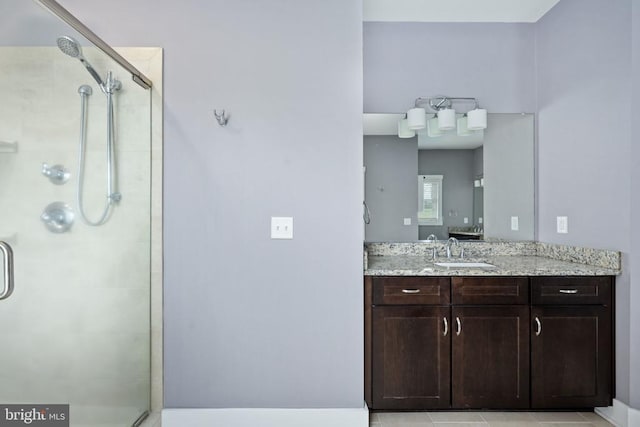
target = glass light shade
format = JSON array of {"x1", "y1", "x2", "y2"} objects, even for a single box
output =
[
  {"x1": 467, "y1": 108, "x2": 487, "y2": 130},
  {"x1": 407, "y1": 108, "x2": 426, "y2": 130},
  {"x1": 427, "y1": 116, "x2": 442, "y2": 137},
  {"x1": 437, "y1": 108, "x2": 456, "y2": 130},
  {"x1": 457, "y1": 116, "x2": 471, "y2": 136},
  {"x1": 398, "y1": 118, "x2": 416, "y2": 138}
]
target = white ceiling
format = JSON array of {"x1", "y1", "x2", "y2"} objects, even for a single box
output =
[{"x1": 364, "y1": 0, "x2": 561, "y2": 23}]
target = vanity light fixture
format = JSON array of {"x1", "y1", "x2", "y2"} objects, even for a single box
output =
[
  {"x1": 457, "y1": 115, "x2": 471, "y2": 136},
  {"x1": 467, "y1": 107, "x2": 487, "y2": 130},
  {"x1": 407, "y1": 107, "x2": 427, "y2": 130},
  {"x1": 437, "y1": 107, "x2": 456, "y2": 130},
  {"x1": 427, "y1": 115, "x2": 443, "y2": 137},
  {"x1": 398, "y1": 114, "x2": 416, "y2": 138},
  {"x1": 400, "y1": 96, "x2": 487, "y2": 138}
]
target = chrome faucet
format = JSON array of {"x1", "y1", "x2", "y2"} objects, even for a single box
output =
[
  {"x1": 425, "y1": 234, "x2": 438, "y2": 260},
  {"x1": 445, "y1": 237, "x2": 459, "y2": 259}
]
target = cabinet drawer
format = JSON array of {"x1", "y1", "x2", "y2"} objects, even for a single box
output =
[
  {"x1": 531, "y1": 277, "x2": 612, "y2": 305},
  {"x1": 372, "y1": 277, "x2": 450, "y2": 305},
  {"x1": 452, "y1": 277, "x2": 529, "y2": 305}
]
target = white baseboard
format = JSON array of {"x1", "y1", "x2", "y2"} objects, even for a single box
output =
[
  {"x1": 161, "y1": 405, "x2": 369, "y2": 427},
  {"x1": 596, "y1": 399, "x2": 640, "y2": 427}
]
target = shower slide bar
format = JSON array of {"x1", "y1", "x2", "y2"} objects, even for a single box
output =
[
  {"x1": 0, "y1": 241, "x2": 14, "y2": 301},
  {"x1": 32, "y1": 0, "x2": 152, "y2": 90}
]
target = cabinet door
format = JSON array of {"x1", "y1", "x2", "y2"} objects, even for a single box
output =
[
  {"x1": 372, "y1": 306, "x2": 450, "y2": 409},
  {"x1": 452, "y1": 306, "x2": 530, "y2": 409},
  {"x1": 531, "y1": 306, "x2": 612, "y2": 408}
]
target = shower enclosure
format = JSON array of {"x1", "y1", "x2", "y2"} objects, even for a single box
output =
[{"x1": 0, "y1": 1, "x2": 159, "y2": 425}]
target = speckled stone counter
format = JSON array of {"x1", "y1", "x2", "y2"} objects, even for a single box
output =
[{"x1": 364, "y1": 242, "x2": 621, "y2": 277}]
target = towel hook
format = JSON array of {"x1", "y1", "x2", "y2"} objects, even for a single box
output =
[{"x1": 214, "y1": 109, "x2": 229, "y2": 126}]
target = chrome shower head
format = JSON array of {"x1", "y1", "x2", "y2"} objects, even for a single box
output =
[
  {"x1": 57, "y1": 36, "x2": 82, "y2": 58},
  {"x1": 57, "y1": 35, "x2": 105, "y2": 88}
]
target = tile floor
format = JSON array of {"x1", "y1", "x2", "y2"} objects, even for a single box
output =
[{"x1": 370, "y1": 411, "x2": 614, "y2": 427}]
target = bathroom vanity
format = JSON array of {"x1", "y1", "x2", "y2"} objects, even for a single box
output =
[{"x1": 364, "y1": 242, "x2": 619, "y2": 411}]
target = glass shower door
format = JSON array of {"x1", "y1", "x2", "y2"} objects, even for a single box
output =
[{"x1": 0, "y1": 37, "x2": 152, "y2": 427}]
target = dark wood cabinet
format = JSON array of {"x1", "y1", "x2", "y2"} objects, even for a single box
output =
[
  {"x1": 371, "y1": 305, "x2": 450, "y2": 409},
  {"x1": 373, "y1": 277, "x2": 450, "y2": 305},
  {"x1": 452, "y1": 277, "x2": 528, "y2": 305},
  {"x1": 531, "y1": 296, "x2": 613, "y2": 408},
  {"x1": 452, "y1": 306, "x2": 530, "y2": 409},
  {"x1": 364, "y1": 275, "x2": 615, "y2": 411}
]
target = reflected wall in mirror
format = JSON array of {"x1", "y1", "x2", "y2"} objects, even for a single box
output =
[{"x1": 364, "y1": 113, "x2": 534, "y2": 242}]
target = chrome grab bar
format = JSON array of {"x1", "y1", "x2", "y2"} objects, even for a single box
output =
[
  {"x1": 443, "y1": 317, "x2": 448, "y2": 336},
  {"x1": 402, "y1": 289, "x2": 421, "y2": 294},
  {"x1": 535, "y1": 317, "x2": 542, "y2": 336},
  {"x1": 559, "y1": 289, "x2": 578, "y2": 294},
  {"x1": 0, "y1": 241, "x2": 14, "y2": 300}
]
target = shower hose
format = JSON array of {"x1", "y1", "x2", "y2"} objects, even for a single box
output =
[{"x1": 77, "y1": 82, "x2": 120, "y2": 226}]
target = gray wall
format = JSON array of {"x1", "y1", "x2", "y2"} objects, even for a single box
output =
[
  {"x1": 473, "y1": 148, "x2": 484, "y2": 226},
  {"x1": 5, "y1": 0, "x2": 364, "y2": 409},
  {"x1": 364, "y1": 136, "x2": 418, "y2": 242},
  {"x1": 418, "y1": 150, "x2": 475, "y2": 240},
  {"x1": 484, "y1": 114, "x2": 534, "y2": 240},
  {"x1": 364, "y1": 22, "x2": 536, "y2": 113},
  {"x1": 536, "y1": 0, "x2": 635, "y2": 407},
  {"x1": 631, "y1": 0, "x2": 640, "y2": 411},
  {"x1": 363, "y1": 138, "x2": 481, "y2": 242},
  {"x1": 0, "y1": 1, "x2": 70, "y2": 44},
  {"x1": 473, "y1": 147, "x2": 483, "y2": 177}
]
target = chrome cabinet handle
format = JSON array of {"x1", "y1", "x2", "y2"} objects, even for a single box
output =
[
  {"x1": 402, "y1": 289, "x2": 420, "y2": 294},
  {"x1": 443, "y1": 317, "x2": 448, "y2": 336},
  {"x1": 559, "y1": 289, "x2": 578, "y2": 294},
  {"x1": 455, "y1": 317, "x2": 461, "y2": 336},
  {"x1": 535, "y1": 317, "x2": 542, "y2": 336},
  {"x1": 0, "y1": 241, "x2": 14, "y2": 301}
]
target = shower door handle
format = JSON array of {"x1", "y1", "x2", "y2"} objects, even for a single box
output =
[{"x1": 0, "y1": 241, "x2": 14, "y2": 300}]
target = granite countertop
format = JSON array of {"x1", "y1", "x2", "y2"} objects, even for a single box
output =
[{"x1": 365, "y1": 255, "x2": 620, "y2": 277}]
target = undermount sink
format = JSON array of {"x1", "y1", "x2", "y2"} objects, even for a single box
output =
[{"x1": 435, "y1": 262, "x2": 495, "y2": 268}]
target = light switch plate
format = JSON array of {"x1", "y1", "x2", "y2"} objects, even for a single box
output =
[
  {"x1": 271, "y1": 217, "x2": 293, "y2": 239},
  {"x1": 403, "y1": 218, "x2": 411, "y2": 225},
  {"x1": 557, "y1": 216, "x2": 568, "y2": 234},
  {"x1": 463, "y1": 217, "x2": 469, "y2": 224},
  {"x1": 511, "y1": 216, "x2": 519, "y2": 231}
]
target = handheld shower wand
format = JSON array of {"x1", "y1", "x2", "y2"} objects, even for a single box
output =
[{"x1": 57, "y1": 36, "x2": 105, "y2": 88}]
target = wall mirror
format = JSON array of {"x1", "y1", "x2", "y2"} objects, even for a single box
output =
[{"x1": 364, "y1": 113, "x2": 534, "y2": 242}]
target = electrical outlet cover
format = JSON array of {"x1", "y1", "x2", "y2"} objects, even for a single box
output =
[
  {"x1": 511, "y1": 216, "x2": 519, "y2": 231},
  {"x1": 557, "y1": 216, "x2": 568, "y2": 234},
  {"x1": 271, "y1": 217, "x2": 293, "y2": 239}
]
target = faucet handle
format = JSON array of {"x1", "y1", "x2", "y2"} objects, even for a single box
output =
[{"x1": 460, "y1": 246, "x2": 465, "y2": 259}]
